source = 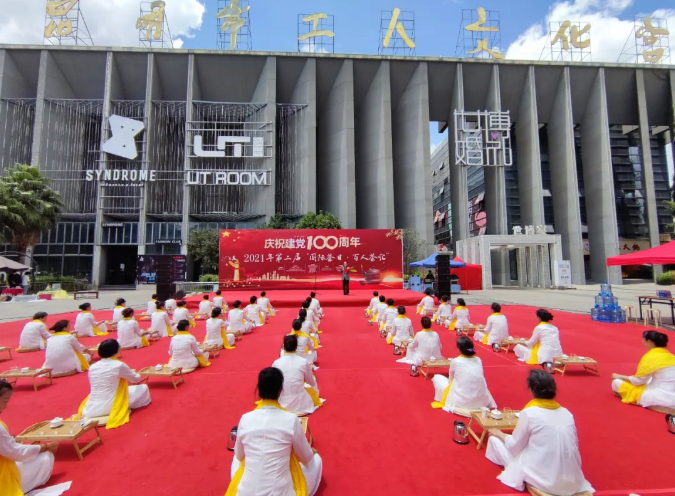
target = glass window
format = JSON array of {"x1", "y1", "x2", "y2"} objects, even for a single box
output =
[
  {"x1": 65, "y1": 245, "x2": 79, "y2": 255},
  {"x1": 175, "y1": 224, "x2": 182, "y2": 241},
  {"x1": 64, "y1": 224, "x2": 73, "y2": 244},
  {"x1": 163, "y1": 244, "x2": 180, "y2": 255},
  {"x1": 80, "y1": 245, "x2": 93, "y2": 255},
  {"x1": 71, "y1": 224, "x2": 80, "y2": 244},
  {"x1": 146, "y1": 223, "x2": 153, "y2": 243},
  {"x1": 34, "y1": 245, "x2": 48, "y2": 255},
  {"x1": 49, "y1": 245, "x2": 64, "y2": 255},
  {"x1": 123, "y1": 225, "x2": 131, "y2": 244},
  {"x1": 56, "y1": 224, "x2": 65, "y2": 244},
  {"x1": 153, "y1": 223, "x2": 161, "y2": 242}
]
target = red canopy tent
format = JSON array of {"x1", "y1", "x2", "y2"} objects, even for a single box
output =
[
  {"x1": 606, "y1": 241, "x2": 675, "y2": 266},
  {"x1": 451, "y1": 256, "x2": 482, "y2": 291}
]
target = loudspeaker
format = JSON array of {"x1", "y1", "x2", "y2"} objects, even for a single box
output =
[
  {"x1": 156, "y1": 283, "x2": 174, "y2": 301},
  {"x1": 437, "y1": 282, "x2": 451, "y2": 297}
]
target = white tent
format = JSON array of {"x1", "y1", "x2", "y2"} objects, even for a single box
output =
[{"x1": 0, "y1": 256, "x2": 29, "y2": 271}]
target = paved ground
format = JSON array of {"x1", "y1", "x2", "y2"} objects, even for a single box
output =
[{"x1": 1, "y1": 280, "x2": 669, "y2": 325}]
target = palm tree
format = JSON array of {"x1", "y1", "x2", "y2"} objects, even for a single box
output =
[{"x1": 0, "y1": 164, "x2": 64, "y2": 259}]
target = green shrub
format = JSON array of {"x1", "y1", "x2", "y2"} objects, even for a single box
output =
[
  {"x1": 199, "y1": 274, "x2": 219, "y2": 282},
  {"x1": 656, "y1": 271, "x2": 674, "y2": 285}
]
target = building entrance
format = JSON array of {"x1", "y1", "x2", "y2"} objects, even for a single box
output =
[{"x1": 105, "y1": 246, "x2": 138, "y2": 286}]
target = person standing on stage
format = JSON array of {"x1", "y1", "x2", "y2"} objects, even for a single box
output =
[{"x1": 338, "y1": 262, "x2": 352, "y2": 295}]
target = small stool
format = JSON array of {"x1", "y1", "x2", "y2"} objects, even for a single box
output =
[
  {"x1": 622, "y1": 305, "x2": 636, "y2": 322},
  {"x1": 644, "y1": 308, "x2": 662, "y2": 327}
]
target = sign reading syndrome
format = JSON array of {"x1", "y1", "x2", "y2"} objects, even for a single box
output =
[{"x1": 85, "y1": 169, "x2": 270, "y2": 186}]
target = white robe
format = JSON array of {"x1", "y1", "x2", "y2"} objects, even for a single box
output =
[
  {"x1": 280, "y1": 330, "x2": 318, "y2": 364},
  {"x1": 302, "y1": 319, "x2": 321, "y2": 347},
  {"x1": 150, "y1": 311, "x2": 173, "y2": 338},
  {"x1": 112, "y1": 306, "x2": 125, "y2": 324},
  {"x1": 515, "y1": 323, "x2": 564, "y2": 364},
  {"x1": 164, "y1": 298, "x2": 177, "y2": 314},
  {"x1": 245, "y1": 304, "x2": 265, "y2": 326},
  {"x1": 213, "y1": 296, "x2": 228, "y2": 311},
  {"x1": 434, "y1": 303, "x2": 453, "y2": 324},
  {"x1": 168, "y1": 333, "x2": 208, "y2": 370},
  {"x1": 116, "y1": 319, "x2": 144, "y2": 349},
  {"x1": 475, "y1": 314, "x2": 509, "y2": 346},
  {"x1": 227, "y1": 309, "x2": 253, "y2": 334},
  {"x1": 146, "y1": 300, "x2": 157, "y2": 314},
  {"x1": 19, "y1": 321, "x2": 51, "y2": 349},
  {"x1": 486, "y1": 406, "x2": 594, "y2": 496},
  {"x1": 198, "y1": 300, "x2": 214, "y2": 316},
  {"x1": 432, "y1": 356, "x2": 497, "y2": 413},
  {"x1": 0, "y1": 422, "x2": 55, "y2": 494},
  {"x1": 272, "y1": 353, "x2": 321, "y2": 415},
  {"x1": 74, "y1": 312, "x2": 102, "y2": 338},
  {"x1": 379, "y1": 306, "x2": 398, "y2": 330},
  {"x1": 44, "y1": 334, "x2": 90, "y2": 374},
  {"x1": 373, "y1": 302, "x2": 388, "y2": 323},
  {"x1": 447, "y1": 308, "x2": 471, "y2": 329},
  {"x1": 612, "y1": 365, "x2": 675, "y2": 408},
  {"x1": 367, "y1": 297, "x2": 379, "y2": 315},
  {"x1": 391, "y1": 316, "x2": 414, "y2": 345},
  {"x1": 306, "y1": 308, "x2": 321, "y2": 330},
  {"x1": 417, "y1": 295, "x2": 435, "y2": 315},
  {"x1": 81, "y1": 358, "x2": 151, "y2": 419},
  {"x1": 398, "y1": 330, "x2": 442, "y2": 366},
  {"x1": 309, "y1": 298, "x2": 322, "y2": 316},
  {"x1": 231, "y1": 406, "x2": 322, "y2": 496},
  {"x1": 173, "y1": 307, "x2": 193, "y2": 324},
  {"x1": 258, "y1": 297, "x2": 274, "y2": 316},
  {"x1": 205, "y1": 318, "x2": 235, "y2": 347}
]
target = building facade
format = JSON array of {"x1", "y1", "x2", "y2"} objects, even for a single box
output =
[{"x1": 0, "y1": 46, "x2": 674, "y2": 285}]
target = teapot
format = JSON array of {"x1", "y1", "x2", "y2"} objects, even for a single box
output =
[
  {"x1": 453, "y1": 420, "x2": 469, "y2": 445},
  {"x1": 227, "y1": 426, "x2": 238, "y2": 451}
]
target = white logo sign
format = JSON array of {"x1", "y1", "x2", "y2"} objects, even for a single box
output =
[
  {"x1": 186, "y1": 171, "x2": 269, "y2": 186},
  {"x1": 101, "y1": 115, "x2": 145, "y2": 160},
  {"x1": 193, "y1": 135, "x2": 265, "y2": 158},
  {"x1": 454, "y1": 110, "x2": 512, "y2": 167}
]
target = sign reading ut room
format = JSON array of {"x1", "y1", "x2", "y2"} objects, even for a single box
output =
[{"x1": 92, "y1": 115, "x2": 270, "y2": 186}]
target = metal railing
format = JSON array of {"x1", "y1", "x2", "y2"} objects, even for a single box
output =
[
  {"x1": 31, "y1": 280, "x2": 93, "y2": 293},
  {"x1": 174, "y1": 282, "x2": 218, "y2": 294}
]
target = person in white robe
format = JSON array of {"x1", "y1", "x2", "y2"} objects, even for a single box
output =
[
  {"x1": 164, "y1": 296, "x2": 177, "y2": 316},
  {"x1": 78, "y1": 339, "x2": 151, "y2": 428},
  {"x1": 18, "y1": 312, "x2": 51, "y2": 350},
  {"x1": 244, "y1": 295, "x2": 265, "y2": 326},
  {"x1": 611, "y1": 330, "x2": 675, "y2": 409},
  {"x1": 228, "y1": 300, "x2": 254, "y2": 334},
  {"x1": 514, "y1": 309, "x2": 563, "y2": 365},
  {"x1": 302, "y1": 299, "x2": 321, "y2": 332},
  {"x1": 389, "y1": 307, "x2": 415, "y2": 347},
  {"x1": 228, "y1": 367, "x2": 322, "y2": 496},
  {"x1": 43, "y1": 320, "x2": 92, "y2": 375},
  {"x1": 74, "y1": 303, "x2": 108, "y2": 337},
  {"x1": 309, "y1": 292, "x2": 323, "y2": 317},
  {"x1": 273, "y1": 335, "x2": 323, "y2": 415},
  {"x1": 213, "y1": 290, "x2": 228, "y2": 312},
  {"x1": 379, "y1": 298, "x2": 398, "y2": 335},
  {"x1": 447, "y1": 297, "x2": 471, "y2": 331},
  {"x1": 432, "y1": 336, "x2": 497, "y2": 414},
  {"x1": 111, "y1": 297, "x2": 127, "y2": 327},
  {"x1": 397, "y1": 317, "x2": 443, "y2": 372},
  {"x1": 372, "y1": 296, "x2": 388, "y2": 328},
  {"x1": 150, "y1": 301, "x2": 174, "y2": 338},
  {"x1": 416, "y1": 289, "x2": 435, "y2": 317},
  {"x1": 0, "y1": 380, "x2": 59, "y2": 495},
  {"x1": 197, "y1": 295, "x2": 214, "y2": 318},
  {"x1": 258, "y1": 291, "x2": 275, "y2": 317},
  {"x1": 475, "y1": 302, "x2": 508, "y2": 346},
  {"x1": 366, "y1": 291, "x2": 380, "y2": 320},
  {"x1": 204, "y1": 308, "x2": 235, "y2": 349},
  {"x1": 433, "y1": 295, "x2": 453, "y2": 326},
  {"x1": 168, "y1": 320, "x2": 210, "y2": 371},
  {"x1": 486, "y1": 370, "x2": 594, "y2": 496},
  {"x1": 287, "y1": 317, "x2": 318, "y2": 365},
  {"x1": 146, "y1": 294, "x2": 158, "y2": 315},
  {"x1": 116, "y1": 308, "x2": 149, "y2": 349},
  {"x1": 173, "y1": 301, "x2": 195, "y2": 327}
]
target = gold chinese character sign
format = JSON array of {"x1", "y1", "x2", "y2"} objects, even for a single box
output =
[
  {"x1": 298, "y1": 13, "x2": 335, "y2": 53},
  {"x1": 379, "y1": 8, "x2": 416, "y2": 55},
  {"x1": 635, "y1": 17, "x2": 669, "y2": 64},
  {"x1": 216, "y1": 0, "x2": 252, "y2": 50},
  {"x1": 456, "y1": 8, "x2": 503, "y2": 59},
  {"x1": 44, "y1": 0, "x2": 94, "y2": 46},
  {"x1": 545, "y1": 21, "x2": 591, "y2": 62}
]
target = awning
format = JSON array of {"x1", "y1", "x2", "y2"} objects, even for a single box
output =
[
  {"x1": 606, "y1": 241, "x2": 675, "y2": 266},
  {"x1": 0, "y1": 256, "x2": 30, "y2": 271}
]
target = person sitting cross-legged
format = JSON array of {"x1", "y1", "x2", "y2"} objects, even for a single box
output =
[
  {"x1": 19, "y1": 312, "x2": 51, "y2": 350},
  {"x1": 204, "y1": 307, "x2": 235, "y2": 350},
  {"x1": 116, "y1": 308, "x2": 150, "y2": 349},
  {"x1": 514, "y1": 309, "x2": 563, "y2": 366},
  {"x1": 272, "y1": 334, "x2": 323, "y2": 415},
  {"x1": 486, "y1": 370, "x2": 594, "y2": 496},
  {"x1": 227, "y1": 367, "x2": 323, "y2": 496},
  {"x1": 228, "y1": 300, "x2": 254, "y2": 335},
  {"x1": 77, "y1": 339, "x2": 151, "y2": 429},
  {"x1": 43, "y1": 320, "x2": 91, "y2": 376},
  {"x1": 168, "y1": 320, "x2": 211, "y2": 372},
  {"x1": 387, "y1": 306, "x2": 415, "y2": 348},
  {"x1": 474, "y1": 303, "x2": 508, "y2": 347},
  {"x1": 397, "y1": 316, "x2": 442, "y2": 375}
]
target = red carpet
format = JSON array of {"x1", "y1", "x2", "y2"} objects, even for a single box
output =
[{"x1": 1, "y1": 296, "x2": 674, "y2": 496}]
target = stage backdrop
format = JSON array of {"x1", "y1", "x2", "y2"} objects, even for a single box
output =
[{"x1": 219, "y1": 229, "x2": 403, "y2": 290}]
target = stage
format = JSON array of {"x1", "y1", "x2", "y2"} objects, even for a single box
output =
[{"x1": 0, "y1": 294, "x2": 674, "y2": 495}]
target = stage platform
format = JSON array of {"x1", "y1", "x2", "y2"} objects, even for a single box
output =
[{"x1": 184, "y1": 288, "x2": 422, "y2": 310}]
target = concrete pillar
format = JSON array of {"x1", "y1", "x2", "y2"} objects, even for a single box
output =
[
  {"x1": 580, "y1": 68, "x2": 621, "y2": 284},
  {"x1": 518, "y1": 247, "x2": 527, "y2": 287},
  {"x1": 516, "y1": 66, "x2": 545, "y2": 227},
  {"x1": 252, "y1": 57, "x2": 277, "y2": 220},
  {"x1": 355, "y1": 61, "x2": 394, "y2": 228},
  {"x1": 484, "y1": 65, "x2": 509, "y2": 285},
  {"x1": 548, "y1": 67, "x2": 585, "y2": 285},
  {"x1": 317, "y1": 60, "x2": 356, "y2": 228},
  {"x1": 392, "y1": 62, "x2": 433, "y2": 252},
  {"x1": 290, "y1": 59, "x2": 317, "y2": 215},
  {"x1": 137, "y1": 53, "x2": 156, "y2": 256},
  {"x1": 450, "y1": 64, "x2": 469, "y2": 249},
  {"x1": 670, "y1": 71, "x2": 675, "y2": 161},
  {"x1": 181, "y1": 54, "x2": 198, "y2": 255},
  {"x1": 538, "y1": 244, "x2": 551, "y2": 288},
  {"x1": 636, "y1": 69, "x2": 662, "y2": 278}
]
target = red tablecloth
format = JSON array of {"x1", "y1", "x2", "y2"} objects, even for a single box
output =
[{"x1": 1, "y1": 288, "x2": 24, "y2": 296}]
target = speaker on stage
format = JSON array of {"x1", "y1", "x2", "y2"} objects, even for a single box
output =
[{"x1": 436, "y1": 254, "x2": 451, "y2": 297}]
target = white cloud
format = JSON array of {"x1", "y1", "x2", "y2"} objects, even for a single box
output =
[
  {"x1": 506, "y1": 0, "x2": 675, "y2": 63},
  {"x1": 0, "y1": 0, "x2": 205, "y2": 48}
]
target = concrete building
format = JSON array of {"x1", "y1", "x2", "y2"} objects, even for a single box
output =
[{"x1": 0, "y1": 45, "x2": 674, "y2": 286}]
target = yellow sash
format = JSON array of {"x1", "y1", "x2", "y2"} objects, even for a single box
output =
[
  {"x1": 416, "y1": 305, "x2": 423, "y2": 315},
  {"x1": 221, "y1": 329, "x2": 235, "y2": 350},
  {"x1": 226, "y1": 400, "x2": 308, "y2": 496},
  {"x1": 366, "y1": 307, "x2": 372, "y2": 317},
  {"x1": 78, "y1": 374, "x2": 131, "y2": 429},
  {"x1": 176, "y1": 331, "x2": 211, "y2": 366},
  {"x1": 483, "y1": 313, "x2": 501, "y2": 344},
  {"x1": 448, "y1": 306, "x2": 466, "y2": 331},
  {"x1": 156, "y1": 311, "x2": 174, "y2": 337},
  {"x1": 432, "y1": 303, "x2": 448, "y2": 323},
  {"x1": 305, "y1": 386, "x2": 323, "y2": 407},
  {"x1": 292, "y1": 330, "x2": 319, "y2": 350},
  {"x1": 371, "y1": 311, "x2": 378, "y2": 322},
  {"x1": 0, "y1": 420, "x2": 22, "y2": 496},
  {"x1": 141, "y1": 336, "x2": 150, "y2": 347},
  {"x1": 386, "y1": 334, "x2": 394, "y2": 345},
  {"x1": 431, "y1": 379, "x2": 454, "y2": 409},
  {"x1": 524, "y1": 398, "x2": 561, "y2": 410},
  {"x1": 83, "y1": 312, "x2": 109, "y2": 335},
  {"x1": 54, "y1": 331, "x2": 90, "y2": 371},
  {"x1": 526, "y1": 342, "x2": 541, "y2": 365},
  {"x1": 617, "y1": 348, "x2": 675, "y2": 404}
]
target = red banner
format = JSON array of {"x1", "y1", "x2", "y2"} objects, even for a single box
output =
[{"x1": 219, "y1": 229, "x2": 403, "y2": 290}]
